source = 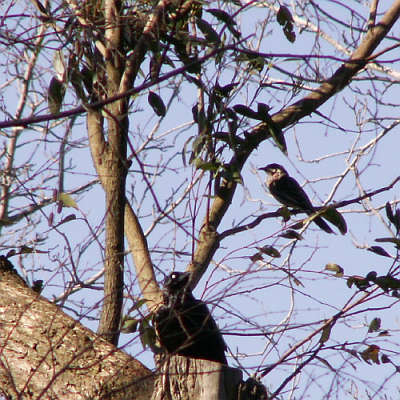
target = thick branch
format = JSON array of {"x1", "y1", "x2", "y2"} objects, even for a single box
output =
[
  {"x1": 87, "y1": 111, "x2": 162, "y2": 311},
  {"x1": 258, "y1": 0, "x2": 400, "y2": 132},
  {"x1": 0, "y1": 256, "x2": 154, "y2": 399},
  {"x1": 189, "y1": 1, "x2": 400, "y2": 285}
]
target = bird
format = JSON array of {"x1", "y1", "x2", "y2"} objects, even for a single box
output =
[
  {"x1": 259, "y1": 163, "x2": 333, "y2": 234},
  {"x1": 153, "y1": 271, "x2": 227, "y2": 364}
]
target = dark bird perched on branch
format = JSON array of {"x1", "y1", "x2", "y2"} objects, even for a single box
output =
[
  {"x1": 153, "y1": 271, "x2": 227, "y2": 364},
  {"x1": 259, "y1": 163, "x2": 333, "y2": 234}
]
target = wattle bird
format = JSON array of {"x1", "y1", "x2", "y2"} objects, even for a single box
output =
[
  {"x1": 259, "y1": 163, "x2": 333, "y2": 234},
  {"x1": 153, "y1": 271, "x2": 227, "y2": 364}
]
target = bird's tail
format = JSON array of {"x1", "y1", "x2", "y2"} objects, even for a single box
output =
[{"x1": 312, "y1": 215, "x2": 334, "y2": 234}]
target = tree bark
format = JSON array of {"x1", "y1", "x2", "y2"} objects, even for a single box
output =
[
  {"x1": 0, "y1": 256, "x2": 154, "y2": 399},
  {"x1": 95, "y1": 0, "x2": 128, "y2": 345},
  {"x1": 152, "y1": 356, "x2": 243, "y2": 400}
]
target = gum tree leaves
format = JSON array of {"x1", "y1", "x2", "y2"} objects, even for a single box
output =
[
  {"x1": 347, "y1": 270, "x2": 400, "y2": 297},
  {"x1": 250, "y1": 245, "x2": 281, "y2": 262},
  {"x1": 48, "y1": 77, "x2": 66, "y2": 114},
  {"x1": 320, "y1": 323, "x2": 333, "y2": 344},
  {"x1": 385, "y1": 201, "x2": 400, "y2": 233},
  {"x1": 368, "y1": 317, "x2": 381, "y2": 333},
  {"x1": 196, "y1": 18, "x2": 220, "y2": 43},
  {"x1": 361, "y1": 345, "x2": 380, "y2": 365},
  {"x1": 48, "y1": 50, "x2": 67, "y2": 114},
  {"x1": 233, "y1": 103, "x2": 287, "y2": 154},
  {"x1": 367, "y1": 246, "x2": 391, "y2": 258},
  {"x1": 58, "y1": 192, "x2": 78, "y2": 209},
  {"x1": 148, "y1": 91, "x2": 166, "y2": 117},
  {"x1": 277, "y1": 6, "x2": 296, "y2": 43},
  {"x1": 325, "y1": 263, "x2": 344, "y2": 277},
  {"x1": 206, "y1": 8, "x2": 240, "y2": 38}
]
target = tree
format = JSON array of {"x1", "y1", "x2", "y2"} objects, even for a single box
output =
[{"x1": 1, "y1": 0, "x2": 400, "y2": 398}]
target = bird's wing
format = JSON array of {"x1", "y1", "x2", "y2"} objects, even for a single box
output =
[
  {"x1": 270, "y1": 176, "x2": 314, "y2": 211},
  {"x1": 187, "y1": 299, "x2": 227, "y2": 363},
  {"x1": 270, "y1": 176, "x2": 334, "y2": 233}
]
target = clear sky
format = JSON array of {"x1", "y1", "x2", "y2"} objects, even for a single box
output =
[{"x1": 1, "y1": 1, "x2": 400, "y2": 398}]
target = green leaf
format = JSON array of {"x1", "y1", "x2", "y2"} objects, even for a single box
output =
[
  {"x1": 368, "y1": 317, "x2": 381, "y2": 333},
  {"x1": 195, "y1": 160, "x2": 221, "y2": 172},
  {"x1": 395, "y1": 208, "x2": 400, "y2": 231},
  {"x1": 366, "y1": 271, "x2": 377, "y2": 281},
  {"x1": 347, "y1": 275, "x2": 370, "y2": 291},
  {"x1": 139, "y1": 319, "x2": 157, "y2": 349},
  {"x1": 381, "y1": 354, "x2": 391, "y2": 363},
  {"x1": 367, "y1": 246, "x2": 391, "y2": 258},
  {"x1": 375, "y1": 237, "x2": 400, "y2": 248},
  {"x1": 277, "y1": 5, "x2": 293, "y2": 26},
  {"x1": 121, "y1": 317, "x2": 139, "y2": 333},
  {"x1": 196, "y1": 18, "x2": 220, "y2": 43},
  {"x1": 235, "y1": 53, "x2": 266, "y2": 72},
  {"x1": 320, "y1": 323, "x2": 332, "y2": 344},
  {"x1": 257, "y1": 245, "x2": 281, "y2": 258},
  {"x1": 279, "y1": 230, "x2": 303, "y2": 240},
  {"x1": 69, "y1": 68, "x2": 86, "y2": 100},
  {"x1": 223, "y1": 0, "x2": 241, "y2": 6},
  {"x1": 148, "y1": 91, "x2": 166, "y2": 117},
  {"x1": 182, "y1": 135, "x2": 194, "y2": 166},
  {"x1": 181, "y1": 55, "x2": 201, "y2": 74},
  {"x1": 48, "y1": 77, "x2": 66, "y2": 114},
  {"x1": 292, "y1": 276, "x2": 303, "y2": 287},
  {"x1": 343, "y1": 348, "x2": 360, "y2": 361},
  {"x1": 213, "y1": 82, "x2": 239, "y2": 98},
  {"x1": 206, "y1": 8, "x2": 240, "y2": 38},
  {"x1": 361, "y1": 345, "x2": 380, "y2": 365},
  {"x1": 55, "y1": 214, "x2": 77, "y2": 227},
  {"x1": 53, "y1": 50, "x2": 66, "y2": 79},
  {"x1": 207, "y1": 9, "x2": 236, "y2": 26},
  {"x1": 290, "y1": 221, "x2": 305, "y2": 230},
  {"x1": 385, "y1": 202, "x2": 395, "y2": 223},
  {"x1": 20, "y1": 245, "x2": 36, "y2": 254},
  {"x1": 277, "y1": 6, "x2": 296, "y2": 42},
  {"x1": 266, "y1": 119, "x2": 287, "y2": 155},
  {"x1": 325, "y1": 263, "x2": 344, "y2": 277},
  {"x1": 375, "y1": 275, "x2": 400, "y2": 292},
  {"x1": 233, "y1": 104, "x2": 260, "y2": 119},
  {"x1": 253, "y1": 105, "x2": 287, "y2": 154},
  {"x1": 58, "y1": 192, "x2": 78, "y2": 209},
  {"x1": 250, "y1": 253, "x2": 263, "y2": 262},
  {"x1": 190, "y1": 135, "x2": 207, "y2": 164},
  {"x1": 284, "y1": 28, "x2": 296, "y2": 43}
]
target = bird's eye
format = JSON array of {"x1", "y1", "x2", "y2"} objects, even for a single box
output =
[{"x1": 171, "y1": 273, "x2": 177, "y2": 280}]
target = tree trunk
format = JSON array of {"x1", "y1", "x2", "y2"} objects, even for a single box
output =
[
  {"x1": 0, "y1": 256, "x2": 154, "y2": 399},
  {"x1": 152, "y1": 356, "x2": 243, "y2": 400}
]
